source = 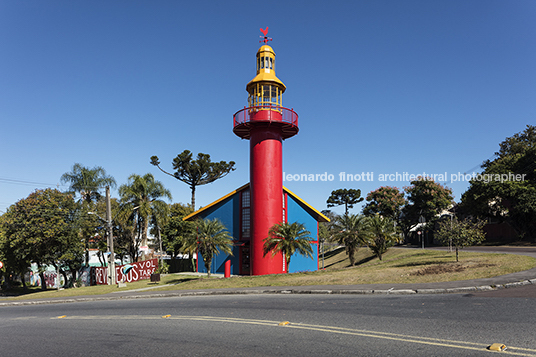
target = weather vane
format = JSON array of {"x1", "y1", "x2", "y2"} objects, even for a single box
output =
[{"x1": 259, "y1": 27, "x2": 272, "y2": 44}]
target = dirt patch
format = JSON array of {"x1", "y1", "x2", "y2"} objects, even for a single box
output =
[
  {"x1": 473, "y1": 263, "x2": 498, "y2": 269},
  {"x1": 411, "y1": 263, "x2": 466, "y2": 275},
  {"x1": 410, "y1": 261, "x2": 499, "y2": 276}
]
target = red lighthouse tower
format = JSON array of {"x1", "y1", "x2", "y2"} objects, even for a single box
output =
[{"x1": 233, "y1": 30, "x2": 299, "y2": 275}]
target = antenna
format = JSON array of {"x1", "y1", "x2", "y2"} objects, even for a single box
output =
[{"x1": 259, "y1": 27, "x2": 272, "y2": 44}]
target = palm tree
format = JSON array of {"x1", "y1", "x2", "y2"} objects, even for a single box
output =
[
  {"x1": 366, "y1": 215, "x2": 399, "y2": 261},
  {"x1": 61, "y1": 163, "x2": 116, "y2": 203},
  {"x1": 332, "y1": 213, "x2": 369, "y2": 266},
  {"x1": 183, "y1": 218, "x2": 234, "y2": 277},
  {"x1": 61, "y1": 164, "x2": 116, "y2": 266},
  {"x1": 118, "y1": 173, "x2": 172, "y2": 261},
  {"x1": 263, "y1": 222, "x2": 314, "y2": 271}
]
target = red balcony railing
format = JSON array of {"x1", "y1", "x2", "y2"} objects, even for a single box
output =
[{"x1": 233, "y1": 105, "x2": 298, "y2": 128}]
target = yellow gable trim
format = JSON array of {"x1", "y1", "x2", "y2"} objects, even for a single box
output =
[
  {"x1": 283, "y1": 186, "x2": 330, "y2": 222},
  {"x1": 183, "y1": 183, "x2": 250, "y2": 221}
]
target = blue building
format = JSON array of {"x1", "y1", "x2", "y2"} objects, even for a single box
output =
[{"x1": 183, "y1": 183, "x2": 329, "y2": 275}]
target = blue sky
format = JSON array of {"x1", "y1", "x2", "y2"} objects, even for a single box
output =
[{"x1": 1, "y1": 0, "x2": 535, "y2": 215}]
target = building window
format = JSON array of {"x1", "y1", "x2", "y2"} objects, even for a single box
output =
[
  {"x1": 248, "y1": 83, "x2": 283, "y2": 108},
  {"x1": 242, "y1": 208, "x2": 250, "y2": 238},
  {"x1": 241, "y1": 190, "x2": 251, "y2": 239},
  {"x1": 242, "y1": 189, "x2": 250, "y2": 207}
]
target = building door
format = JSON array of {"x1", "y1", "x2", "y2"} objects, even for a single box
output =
[{"x1": 239, "y1": 245, "x2": 251, "y2": 275}]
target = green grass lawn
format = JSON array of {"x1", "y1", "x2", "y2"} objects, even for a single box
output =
[{"x1": 2, "y1": 247, "x2": 535, "y2": 301}]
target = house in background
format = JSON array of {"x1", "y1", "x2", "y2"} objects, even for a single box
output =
[{"x1": 183, "y1": 183, "x2": 329, "y2": 276}]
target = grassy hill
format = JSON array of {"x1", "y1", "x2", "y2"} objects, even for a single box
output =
[{"x1": 2, "y1": 247, "x2": 535, "y2": 300}]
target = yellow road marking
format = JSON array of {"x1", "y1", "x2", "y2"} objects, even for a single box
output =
[
  {"x1": 49, "y1": 315, "x2": 536, "y2": 356},
  {"x1": 489, "y1": 343, "x2": 507, "y2": 351}
]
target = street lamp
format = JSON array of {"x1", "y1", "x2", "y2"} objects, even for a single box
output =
[
  {"x1": 320, "y1": 237, "x2": 325, "y2": 270},
  {"x1": 418, "y1": 215, "x2": 426, "y2": 249}
]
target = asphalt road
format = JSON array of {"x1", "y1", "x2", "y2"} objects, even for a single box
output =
[{"x1": 1, "y1": 293, "x2": 535, "y2": 356}]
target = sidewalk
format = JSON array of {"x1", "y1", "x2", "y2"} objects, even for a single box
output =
[{"x1": 1, "y1": 247, "x2": 535, "y2": 306}]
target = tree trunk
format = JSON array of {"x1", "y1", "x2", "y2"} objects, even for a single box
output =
[
  {"x1": 39, "y1": 271, "x2": 47, "y2": 290},
  {"x1": 20, "y1": 272, "x2": 27, "y2": 291},
  {"x1": 205, "y1": 254, "x2": 212, "y2": 277},
  {"x1": 130, "y1": 238, "x2": 137, "y2": 262},
  {"x1": 141, "y1": 218, "x2": 149, "y2": 248},
  {"x1": 60, "y1": 270, "x2": 69, "y2": 288},
  {"x1": 190, "y1": 256, "x2": 196, "y2": 272},
  {"x1": 68, "y1": 263, "x2": 78, "y2": 288},
  {"x1": 347, "y1": 248, "x2": 355, "y2": 266},
  {"x1": 456, "y1": 247, "x2": 459, "y2": 262},
  {"x1": 191, "y1": 186, "x2": 196, "y2": 211},
  {"x1": 4, "y1": 274, "x2": 12, "y2": 290},
  {"x1": 138, "y1": 214, "x2": 146, "y2": 261},
  {"x1": 97, "y1": 252, "x2": 104, "y2": 267},
  {"x1": 85, "y1": 247, "x2": 90, "y2": 267},
  {"x1": 133, "y1": 217, "x2": 142, "y2": 262}
]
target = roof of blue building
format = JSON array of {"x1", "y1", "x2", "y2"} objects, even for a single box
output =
[{"x1": 183, "y1": 183, "x2": 330, "y2": 223}]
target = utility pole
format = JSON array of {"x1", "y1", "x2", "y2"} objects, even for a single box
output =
[
  {"x1": 158, "y1": 225, "x2": 163, "y2": 269},
  {"x1": 320, "y1": 238, "x2": 325, "y2": 270},
  {"x1": 106, "y1": 186, "x2": 116, "y2": 285}
]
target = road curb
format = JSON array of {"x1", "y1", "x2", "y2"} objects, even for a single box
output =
[{"x1": 1, "y1": 277, "x2": 535, "y2": 307}]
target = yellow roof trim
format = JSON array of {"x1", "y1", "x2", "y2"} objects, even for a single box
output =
[
  {"x1": 183, "y1": 183, "x2": 250, "y2": 221},
  {"x1": 246, "y1": 72, "x2": 286, "y2": 91},
  {"x1": 283, "y1": 186, "x2": 330, "y2": 222}
]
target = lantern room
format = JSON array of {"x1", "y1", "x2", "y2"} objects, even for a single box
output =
[
  {"x1": 233, "y1": 44, "x2": 298, "y2": 141},
  {"x1": 246, "y1": 45, "x2": 286, "y2": 108}
]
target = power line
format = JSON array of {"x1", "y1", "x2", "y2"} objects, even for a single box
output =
[
  {"x1": 462, "y1": 154, "x2": 496, "y2": 175},
  {"x1": 0, "y1": 177, "x2": 64, "y2": 188},
  {"x1": 0, "y1": 176, "x2": 113, "y2": 190}
]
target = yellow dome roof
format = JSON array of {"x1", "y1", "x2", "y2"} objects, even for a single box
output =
[
  {"x1": 258, "y1": 45, "x2": 275, "y2": 55},
  {"x1": 246, "y1": 45, "x2": 286, "y2": 92}
]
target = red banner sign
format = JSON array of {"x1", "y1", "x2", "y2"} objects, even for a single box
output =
[{"x1": 94, "y1": 259, "x2": 158, "y2": 285}]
